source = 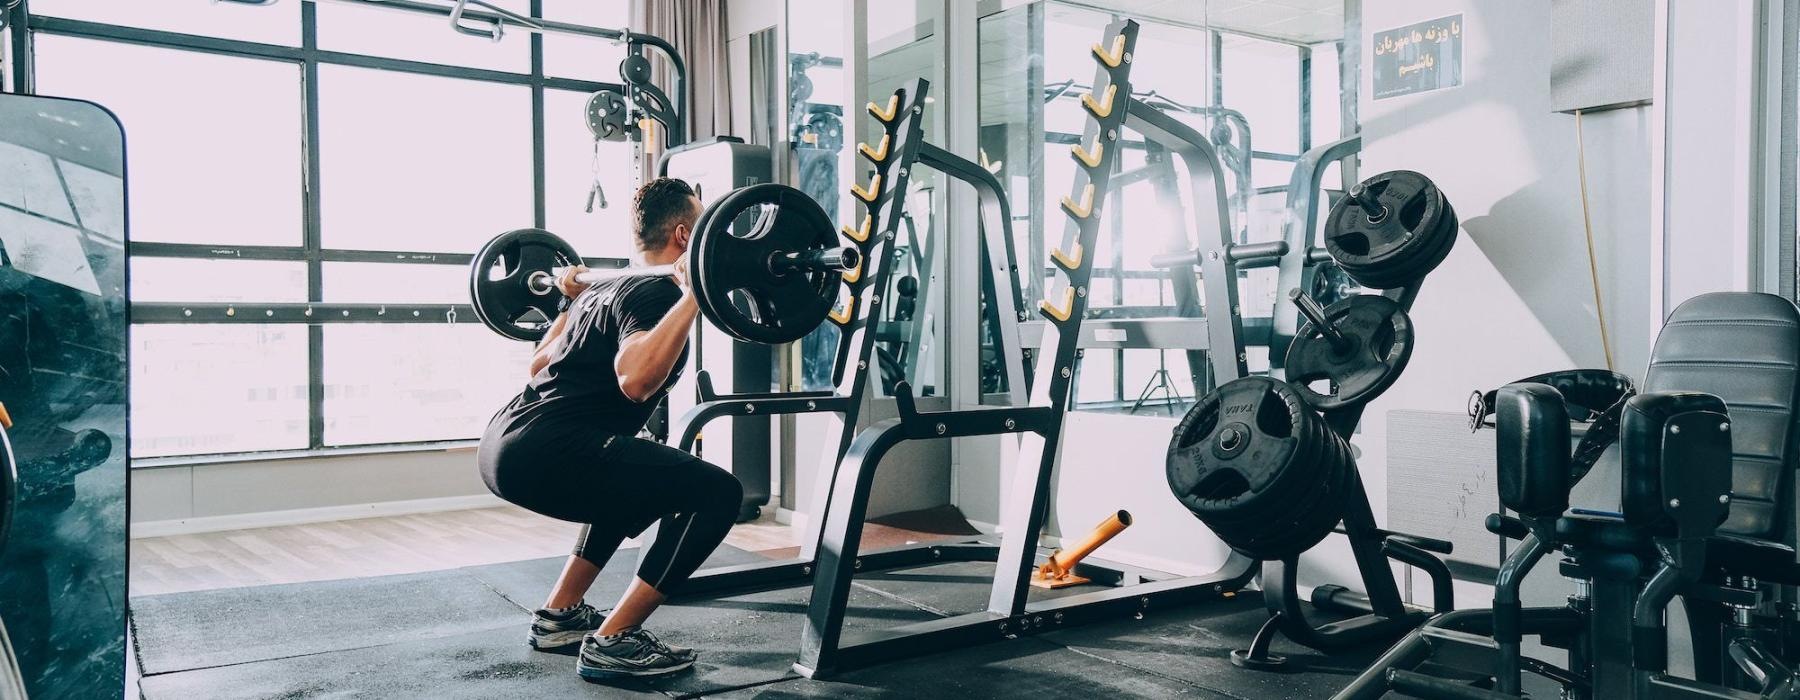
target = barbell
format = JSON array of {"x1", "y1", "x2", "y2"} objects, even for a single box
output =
[{"x1": 471, "y1": 183, "x2": 861, "y2": 345}]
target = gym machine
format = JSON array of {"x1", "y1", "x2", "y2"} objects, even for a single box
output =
[{"x1": 1337, "y1": 292, "x2": 1800, "y2": 699}]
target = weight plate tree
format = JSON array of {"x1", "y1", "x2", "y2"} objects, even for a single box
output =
[{"x1": 468, "y1": 183, "x2": 854, "y2": 346}]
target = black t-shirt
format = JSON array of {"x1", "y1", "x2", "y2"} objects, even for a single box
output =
[{"x1": 517, "y1": 275, "x2": 689, "y2": 435}]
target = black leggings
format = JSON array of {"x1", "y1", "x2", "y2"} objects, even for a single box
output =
[{"x1": 480, "y1": 414, "x2": 742, "y2": 594}]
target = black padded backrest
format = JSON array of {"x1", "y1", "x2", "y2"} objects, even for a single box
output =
[
  {"x1": 1643, "y1": 292, "x2": 1800, "y2": 538},
  {"x1": 1619, "y1": 392, "x2": 1731, "y2": 530},
  {"x1": 1496, "y1": 383, "x2": 1572, "y2": 518}
]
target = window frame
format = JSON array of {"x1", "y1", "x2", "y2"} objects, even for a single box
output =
[{"x1": 19, "y1": 2, "x2": 634, "y2": 461}]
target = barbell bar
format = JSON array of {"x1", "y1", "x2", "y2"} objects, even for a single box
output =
[
  {"x1": 474, "y1": 182, "x2": 860, "y2": 345},
  {"x1": 522, "y1": 246, "x2": 862, "y2": 297}
]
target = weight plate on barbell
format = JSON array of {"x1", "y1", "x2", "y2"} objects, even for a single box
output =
[
  {"x1": 469, "y1": 228, "x2": 579, "y2": 342},
  {"x1": 1283, "y1": 294, "x2": 1415, "y2": 413},
  {"x1": 1323, "y1": 171, "x2": 1457, "y2": 289},
  {"x1": 688, "y1": 183, "x2": 841, "y2": 345}
]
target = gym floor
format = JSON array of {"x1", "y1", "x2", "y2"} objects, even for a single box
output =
[{"x1": 125, "y1": 508, "x2": 1380, "y2": 699}]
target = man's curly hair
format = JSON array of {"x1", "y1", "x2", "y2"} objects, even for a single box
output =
[{"x1": 632, "y1": 177, "x2": 699, "y2": 252}]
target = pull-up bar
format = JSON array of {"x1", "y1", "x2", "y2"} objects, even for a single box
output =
[{"x1": 215, "y1": 0, "x2": 686, "y2": 126}]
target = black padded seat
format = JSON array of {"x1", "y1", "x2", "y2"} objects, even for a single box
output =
[
  {"x1": 1643, "y1": 293, "x2": 1800, "y2": 537},
  {"x1": 1707, "y1": 534, "x2": 1800, "y2": 584}
]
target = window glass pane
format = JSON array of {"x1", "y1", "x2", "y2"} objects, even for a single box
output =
[
  {"x1": 131, "y1": 325, "x2": 309, "y2": 457},
  {"x1": 1253, "y1": 157, "x2": 1295, "y2": 191},
  {"x1": 29, "y1": 0, "x2": 301, "y2": 46},
  {"x1": 316, "y1": 0, "x2": 529, "y2": 73},
  {"x1": 319, "y1": 66, "x2": 533, "y2": 252},
  {"x1": 322, "y1": 325, "x2": 532, "y2": 446},
  {"x1": 0, "y1": 141, "x2": 76, "y2": 223},
  {"x1": 1074, "y1": 350, "x2": 1117, "y2": 407},
  {"x1": 323, "y1": 262, "x2": 465, "y2": 304},
  {"x1": 545, "y1": 89, "x2": 639, "y2": 260},
  {"x1": 1309, "y1": 42, "x2": 1343, "y2": 147},
  {"x1": 34, "y1": 37, "x2": 303, "y2": 246},
  {"x1": 131, "y1": 259, "x2": 307, "y2": 303},
  {"x1": 541, "y1": 0, "x2": 629, "y2": 81},
  {"x1": 1220, "y1": 35, "x2": 1301, "y2": 155},
  {"x1": 1131, "y1": 24, "x2": 1211, "y2": 107}
]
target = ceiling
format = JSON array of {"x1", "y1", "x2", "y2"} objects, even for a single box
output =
[{"x1": 1072, "y1": 0, "x2": 1345, "y2": 45}]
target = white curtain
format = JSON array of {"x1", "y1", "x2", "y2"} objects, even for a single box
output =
[{"x1": 632, "y1": 0, "x2": 732, "y2": 175}]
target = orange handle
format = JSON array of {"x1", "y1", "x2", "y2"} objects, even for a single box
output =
[{"x1": 1041, "y1": 510, "x2": 1132, "y2": 578}]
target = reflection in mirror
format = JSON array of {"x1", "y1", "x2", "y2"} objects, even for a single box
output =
[
  {"x1": 788, "y1": 2, "x2": 847, "y2": 392},
  {"x1": 977, "y1": 1, "x2": 1353, "y2": 413},
  {"x1": 0, "y1": 93, "x2": 129, "y2": 698},
  {"x1": 864, "y1": 5, "x2": 944, "y2": 399}
]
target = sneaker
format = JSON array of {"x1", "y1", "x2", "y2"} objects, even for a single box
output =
[
  {"x1": 528, "y1": 602, "x2": 607, "y2": 650},
  {"x1": 576, "y1": 628, "x2": 697, "y2": 679}
]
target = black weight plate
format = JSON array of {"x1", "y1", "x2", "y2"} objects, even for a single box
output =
[
  {"x1": 1324, "y1": 171, "x2": 1453, "y2": 287},
  {"x1": 687, "y1": 188, "x2": 730, "y2": 336},
  {"x1": 689, "y1": 183, "x2": 840, "y2": 345},
  {"x1": 691, "y1": 191, "x2": 778, "y2": 343},
  {"x1": 1285, "y1": 294, "x2": 1415, "y2": 412},
  {"x1": 1166, "y1": 377, "x2": 1318, "y2": 523},
  {"x1": 469, "y1": 228, "x2": 578, "y2": 342},
  {"x1": 1195, "y1": 392, "x2": 1334, "y2": 534},
  {"x1": 1218, "y1": 413, "x2": 1345, "y2": 556},
  {"x1": 1343, "y1": 194, "x2": 1460, "y2": 290},
  {"x1": 1240, "y1": 430, "x2": 1356, "y2": 558}
]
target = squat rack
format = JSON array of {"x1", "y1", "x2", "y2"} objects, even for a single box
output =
[{"x1": 797, "y1": 19, "x2": 1270, "y2": 677}]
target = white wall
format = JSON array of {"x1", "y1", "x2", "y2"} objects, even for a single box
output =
[{"x1": 130, "y1": 448, "x2": 496, "y2": 536}]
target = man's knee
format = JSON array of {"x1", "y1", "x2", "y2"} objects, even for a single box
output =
[{"x1": 703, "y1": 466, "x2": 743, "y2": 514}]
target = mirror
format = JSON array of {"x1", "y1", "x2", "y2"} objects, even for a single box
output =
[{"x1": 0, "y1": 92, "x2": 129, "y2": 699}]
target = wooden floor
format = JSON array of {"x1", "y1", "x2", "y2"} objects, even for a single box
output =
[{"x1": 128, "y1": 505, "x2": 801, "y2": 598}]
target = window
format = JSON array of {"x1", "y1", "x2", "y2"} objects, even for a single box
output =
[
  {"x1": 130, "y1": 325, "x2": 310, "y2": 457},
  {"x1": 315, "y1": 0, "x2": 532, "y2": 72},
  {"x1": 317, "y1": 66, "x2": 534, "y2": 253},
  {"x1": 28, "y1": 0, "x2": 302, "y2": 46},
  {"x1": 545, "y1": 89, "x2": 639, "y2": 259},
  {"x1": 24, "y1": 2, "x2": 632, "y2": 458},
  {"x1": 542, "y1": 0, "x2": 630, "y2": 81},
  {"x1": 33, "y1": 37, "x2": 304, "y2": 247}
]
